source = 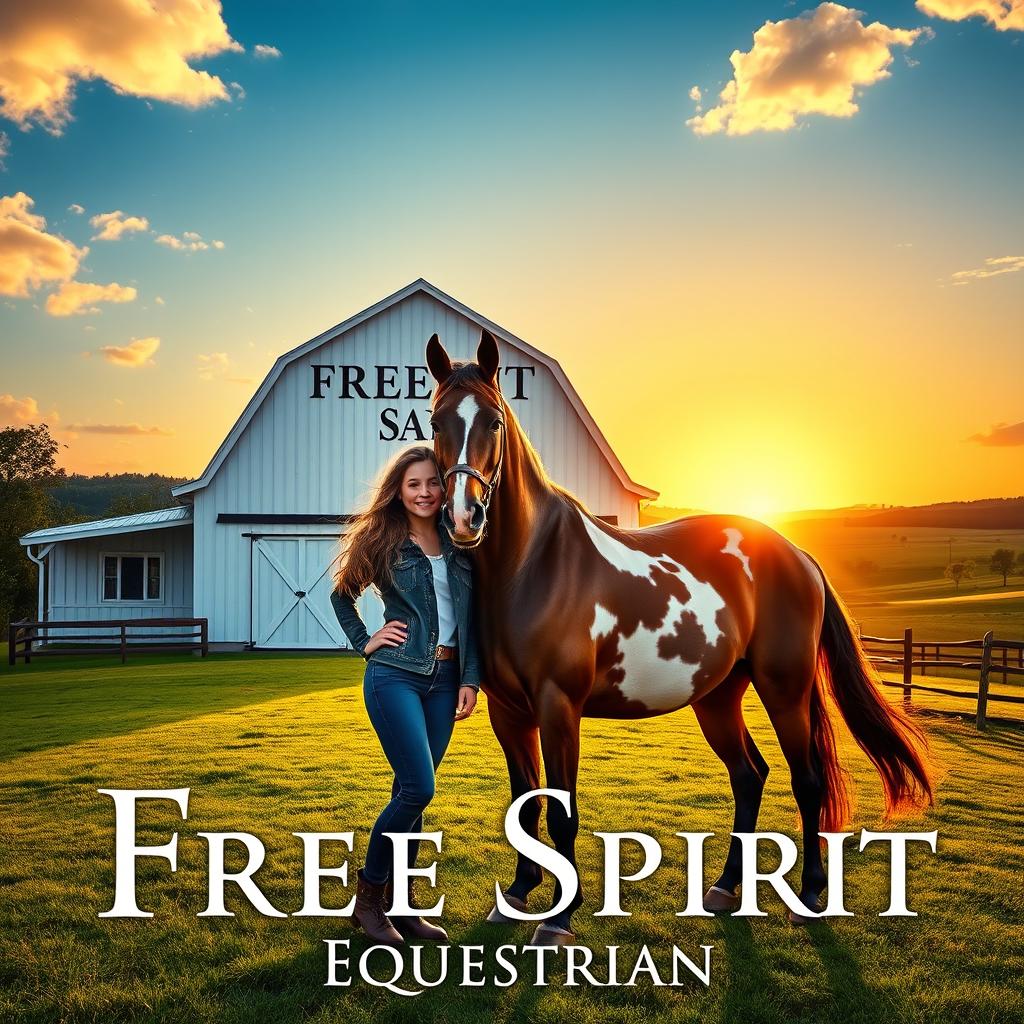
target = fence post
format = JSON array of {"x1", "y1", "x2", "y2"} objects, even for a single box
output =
[
  {"x1": 976, "y1": 630, "x2": 993, "y2": 732},
  {"x1": 24, "y1": 623, "x2": 31, "y2": 665},
  {"x1": 201, "y1": 619, "x2": 208, "y2": 657},
  {"x1": 8, "y1": 623, "x2": 16, "y2": 667},
  {"x1": 903, "y1": 628, "x2": 913, "y2": 705},
  {"x1": 120, "y1": 623, "x2": 127, "y2": 664}
]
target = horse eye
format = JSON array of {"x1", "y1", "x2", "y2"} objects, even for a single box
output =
[{"x1": 490, "y1": 419, "x2": 501, "y2": 432}]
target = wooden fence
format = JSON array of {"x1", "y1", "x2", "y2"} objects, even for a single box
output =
[
  {"x1": 859, "y1": 628, "x2": 1024, "y2": 730},
  {"x1": 8, "y1": 618, "x2": 208, "y2": 666}
]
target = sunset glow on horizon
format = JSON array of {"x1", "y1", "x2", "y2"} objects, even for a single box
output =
[{"x1": 1, "y1": 1, "x2": 1021, "y2": 513}]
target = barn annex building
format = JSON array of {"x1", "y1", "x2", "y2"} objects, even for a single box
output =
[{"x1": 19, "y1": 280, "x2": 658, "y2": 650}]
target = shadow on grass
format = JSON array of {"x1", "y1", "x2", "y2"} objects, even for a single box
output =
[{"x1": 0, "y1": 652, "x2": 364, "y2": 762}]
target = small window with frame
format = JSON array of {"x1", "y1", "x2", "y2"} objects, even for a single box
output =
[{"x1": 100, "y1": 553, "x2": 163, "y2": 602}]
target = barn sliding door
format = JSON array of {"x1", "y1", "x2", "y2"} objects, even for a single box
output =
[{"x1": 252, "y1": 535, "x2": 346, "y2": 649}]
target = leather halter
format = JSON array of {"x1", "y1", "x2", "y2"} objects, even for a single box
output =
[{"x1": 441, "y1": 379, "x2": 506, "y2": 510}]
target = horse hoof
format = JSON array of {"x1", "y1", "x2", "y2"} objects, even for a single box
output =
[
  {"x1": 703, "y1": 885, "x2": 741, "y2": 913},
  {"x1": 530, "y1": 924, "x2": 576, "y2": 946},
  {"x1": 787, "y1": 898, "x2": 823, "y2": 927},
  {"x1": 485, "y1": 893, "x2": 529, "y2": 924}
]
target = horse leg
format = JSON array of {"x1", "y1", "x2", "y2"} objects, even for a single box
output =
[
  {"x1": 691, "y1": 666, "x2": 770, "y2": 912},
  {"x1": 532, "y1": 683, "x2": 584, "y2": 946},
  {"x1": 484, "y1": 699, "x2": 543, "y2": 923},
  {"x1": 751, "y1": 654, "x2": 828, "y2": 925}
]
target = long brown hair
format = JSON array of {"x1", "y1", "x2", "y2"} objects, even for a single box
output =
[{"x1": 333, "y1": 445, "x2": 442, "y2": 596}]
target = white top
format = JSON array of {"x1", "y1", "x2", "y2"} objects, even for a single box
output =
[{"x1": 426, "y1": 554, "x2": 457, "y2": 648}]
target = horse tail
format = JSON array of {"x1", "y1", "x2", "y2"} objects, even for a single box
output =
[{"x1": 811, "y1": 564, "x2": 933, "y2": 828}]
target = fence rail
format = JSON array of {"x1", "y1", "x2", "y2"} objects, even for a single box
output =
[
  {"x1": 8, "y1": 618, "x2": 208, "y2": 666},
  {"x1": 859, "y1": 628, "x2": 1024, "y2": 730}
]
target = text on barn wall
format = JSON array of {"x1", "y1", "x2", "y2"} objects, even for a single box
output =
[{"x1": 309, "y1": 363, "x2": 535, "y2": 441}]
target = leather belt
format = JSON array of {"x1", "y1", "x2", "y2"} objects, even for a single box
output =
[{"x1": 435, "y1": 645, "x2": 458, "y2": 661}]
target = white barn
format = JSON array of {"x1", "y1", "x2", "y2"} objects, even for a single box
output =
[{"x1": 20, "y1": 280, "x2": 657, "y2": 650}]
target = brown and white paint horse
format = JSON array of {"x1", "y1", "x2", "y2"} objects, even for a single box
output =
[{"x1": 427, "y1": 330, "x2": 932, "y2": 942}]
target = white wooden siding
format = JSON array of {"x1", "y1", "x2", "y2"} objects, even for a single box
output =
[
  {"x1": 46, "y1": 526, "x2": 193, "y2": 640},
  {"x1": 191, "y1": 291, "x2": 637, "y2": 643}
]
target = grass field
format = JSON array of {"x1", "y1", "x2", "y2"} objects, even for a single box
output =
[{"x1": 2, "y1": 653, "x2": 1022, "y2": 1024}]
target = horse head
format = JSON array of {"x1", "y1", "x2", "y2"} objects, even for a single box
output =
[{"x1": 426, "y1": 329, "x2": 505, "y2": 547}]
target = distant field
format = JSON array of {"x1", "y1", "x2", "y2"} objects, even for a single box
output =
[
  {"x1": 768, "y1": 523, "x2": 1024, "y2": 643},
  {"x1": 1, "y1": 653, "x2": 1022, "y2": 1024}
]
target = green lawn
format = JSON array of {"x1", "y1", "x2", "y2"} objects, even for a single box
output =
[{"x1": 1, "y1": 653, "x2": 1022, "y2": 1023}]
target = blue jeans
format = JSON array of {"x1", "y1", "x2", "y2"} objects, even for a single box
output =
[{"x1": 362, "y1": 658, "x2": 460, "y2": 885}]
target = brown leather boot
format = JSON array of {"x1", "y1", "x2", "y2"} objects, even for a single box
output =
[
  {"x1": 385, "y1": 876, "x2": 449, "y2": 941},
  {"x1": 353, "y1": 868, "x2": 403, "y2": 945}
]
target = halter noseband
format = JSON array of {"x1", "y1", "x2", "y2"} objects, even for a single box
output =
[{"x1": 441, "y1": 379, "x2": 506, "y2": 510}]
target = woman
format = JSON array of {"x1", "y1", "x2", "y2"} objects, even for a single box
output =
[{"x1": 331, "y1": 444, "x2": 481, "y2": 945}]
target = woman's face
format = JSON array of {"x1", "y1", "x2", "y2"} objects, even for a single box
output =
[{"x1": 400, "y1": 459, "x2": 442, "y2": 522}]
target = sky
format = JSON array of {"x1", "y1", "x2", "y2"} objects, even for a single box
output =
[{"x1": 1, "y1": 0, "x2": 1021, "y2": 518}]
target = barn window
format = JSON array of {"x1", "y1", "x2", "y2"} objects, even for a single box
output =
[{"x1": 101, "y1": 553, "x2": 163, "y2": 602}]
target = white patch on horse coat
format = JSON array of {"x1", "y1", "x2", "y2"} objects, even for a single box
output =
[
  {"x1": 720, "y1": 528, "x2": 753, "y2": 581},
  {"x1": 579, "y1": 511, "x2": 728, "y2": 712},
  {"x1": 451, "y1": 394, "x2": 480, "y2": 516}
]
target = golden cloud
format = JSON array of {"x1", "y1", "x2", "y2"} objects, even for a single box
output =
[
  {"x1": 97, "y1": 336, "x2": 160, "y2": 367},
  {"x1": 968, "y1": 421, "x2": 1024, "y2": 446},
  {"x1": 0, "y1": 393, "x2": 41, "y2": 425},
  {"x1": 688, "y1": 3, "x2": 926, "y2": 137},
  {"x1": 45, "y1": 280, "x2": 137, "y2": 316},
  {"x1": 0, "y1": 192, "x2": 86, "y2": 297},
  {"x1": 197, "y1": 351, "x2": 229, "y2": 380},
  {"x1": 917, "y1": 0, "x2": 1024, "y2": 31},
  {"x1": 951, "y1": 255, "x2": 1024, "y2": 284},
  {"x1": 90, "y1": 210, "x2": 150, "y2": 241},
  {"x1": 0, "y1": 0, "x2": 243, "y2": 134},
  {"x1": 67, "y1": 422, "x2": 173, "y2": 436}
]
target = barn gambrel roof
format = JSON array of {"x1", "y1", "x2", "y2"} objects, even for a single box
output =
[{"x1": 171, "y1": 279, "x2": 657, "y2": 500}]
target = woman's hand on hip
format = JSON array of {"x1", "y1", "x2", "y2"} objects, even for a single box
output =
[
  {"x1": 363, "y1": 620, "x2": 407, "y2": 655},
  {"x1": 454, "y1": 686, "x2": 478, "y2": 721}
]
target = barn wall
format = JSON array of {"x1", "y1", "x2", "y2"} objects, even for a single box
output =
[
  {"x1": 192, "y1": 291, "x2": 639, "y2": 643},
  {"x1": 46, "y1": 525, "x2": 193, "y2": 640}
]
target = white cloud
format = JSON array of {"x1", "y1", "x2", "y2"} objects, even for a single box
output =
[
  {"x1": 97, "y1": 336, "x2": 160, "y2": 367},
  {"x1": 90, "y1": 210, "x2": 150, "y2": 240},
  {"x1": 688, "y1": 3, "x2": 927, "y2": 136},
  {"x1": 950, "y1": 254, "x2": 1024, "y2": 285},
  {"x1": 68, "y1": 203, "x2": 85, "y2": 215},
  {"x1": 45, "y1": 280, "x2": 137, "y2": 316},
  {"x1": 253, "y1": 44, "x2": 282, "y2": 58},
  {"x1": 0, "y1": 130, "x2": 8, "y2": 170},
  {"x1": 917, "y1": 0, "x2": 1024, "y2": 32},
  {"x1": 0, "y1": 0, "x2": 243, "y2": 134},
  {"x1": 0, "y1": 191, "x2": 86, "y2": 297},
  {"x1": 156, "y1": 230, "x2": 224, "y2": 251}
]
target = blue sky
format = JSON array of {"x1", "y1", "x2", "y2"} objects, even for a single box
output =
[{"x1": 1, "y1": 1, "x2": 1021, "y2": 510}]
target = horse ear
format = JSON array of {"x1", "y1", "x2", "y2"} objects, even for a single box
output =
[
  {"x1": 426, "y1": 333, "x2": 452, "y2": 384},
  {"x1": 477, "y1": 328, "x2": 500, "y2": 385}
]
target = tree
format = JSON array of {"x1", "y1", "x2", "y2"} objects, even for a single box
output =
[
  {"x1": 943, "y1": 559, "x2": 976, "y2": 593},
  {"x1": 0, "y1": 424, "x2": 67, "y2": 629},
  {"x1": 989, "y1": 549, "x2": 1015, "y2": 587}
]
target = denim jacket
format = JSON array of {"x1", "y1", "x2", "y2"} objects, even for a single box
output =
[{"x1": 330, "y1": 529, "x2": 482, "y2": 690}]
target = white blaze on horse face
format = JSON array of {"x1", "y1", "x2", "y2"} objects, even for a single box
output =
[
  {"x1": 720, "y1": 528, "x2": 753, "y2": 582},
  {"x1": 450, "y1": 394, "x2": 481, "y2": 524},
  {"x1": 579, "y1": 511, "x2": 728, "y2": 712}
]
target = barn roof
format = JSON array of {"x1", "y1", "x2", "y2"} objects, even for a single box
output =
[
  {"x1": 19, "y1": 505, "x2": 193, "y2": 546},
  {"x1": 171, "y1": 279, "x2": 657, "y2": 500}
]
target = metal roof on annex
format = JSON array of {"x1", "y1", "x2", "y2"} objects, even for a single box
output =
[{"x1": 19, "y1": 505, "x2": 193, "y2": 546}]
